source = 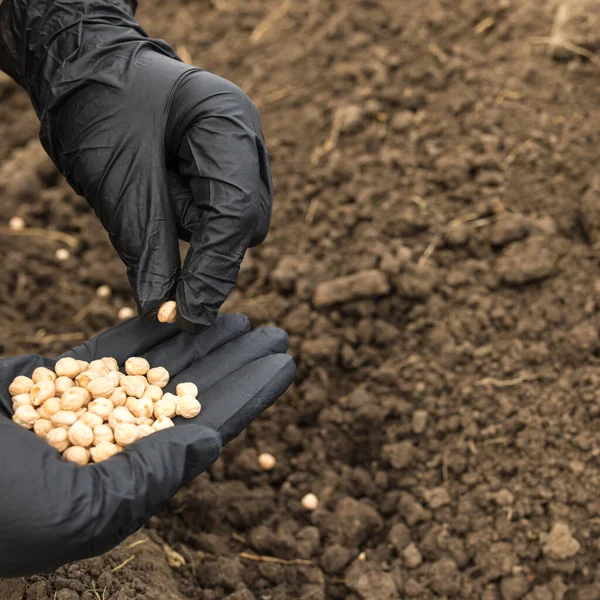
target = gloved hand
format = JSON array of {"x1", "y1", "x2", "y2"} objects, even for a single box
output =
[
  {"x1": 0, "y1": 0, "x2": 273, "y2": 333},
  {"x1": 0, "y1": 313, "x2": 295, "y2": 577}
]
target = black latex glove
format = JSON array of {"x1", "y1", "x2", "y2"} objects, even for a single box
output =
[
  {"x1": 0, "y1": 313, "x2": 295, "y2": 577},
  {"x1": 0, "y1": 0, "x2": 273, "y2": 333}
]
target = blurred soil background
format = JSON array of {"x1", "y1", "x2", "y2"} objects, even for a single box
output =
[{"x1": 4, "y1": 0, "x2": 600, "y2": 598}]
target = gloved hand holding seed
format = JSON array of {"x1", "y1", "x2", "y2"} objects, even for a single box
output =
[
  {"x1": 0, "y1": 0, "x2": 273, "y2": 333},
  {"x1": 0, "y1": 314, "x2": 295, "y2": 577}
]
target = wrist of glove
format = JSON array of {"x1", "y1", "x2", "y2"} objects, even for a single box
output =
[
  {"x1": 0, "y1": 0, "x2": 273, "y2": 334},
  {"x1": 0, "y1": 314, "x2": 295, "y2": 578}
]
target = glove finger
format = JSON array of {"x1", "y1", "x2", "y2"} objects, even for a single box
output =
[
  {"x1": 171, "y1": 72, "x2": 273, "y2": 333},
  {"x1": 141, "y1": 312, "x2": 251, "y2": 376},
  {"x1": 0, "y1": 418, "x2": 220, "y2": 577},
  {"x1": 57, "y1": 101, "x2": 181, "y2": 316},
  {"x1": 182, "y1": 353, "x2": 296, "y2": 445},
  {"x1": 168, "y1": 326, "x2": 289, "y2": 393},
  {"x1": 62, "y1": 318, "x2": 180, "y2": 364}
]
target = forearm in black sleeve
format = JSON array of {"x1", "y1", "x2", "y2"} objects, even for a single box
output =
[{"x1": 0, "y1": 0, "x2": 144, "y2": 116}]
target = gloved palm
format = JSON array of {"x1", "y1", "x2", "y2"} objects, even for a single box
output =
[
  {"x1": 0, "y1": 0, "x2": 273, "y2": 333},
  {"x1": 0, "y1": 313, "x2": 295, "y2": 577}
]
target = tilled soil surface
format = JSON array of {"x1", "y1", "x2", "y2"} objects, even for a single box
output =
[{"x1": 4, "y1": 0, "x2": 600, "y2": 598}]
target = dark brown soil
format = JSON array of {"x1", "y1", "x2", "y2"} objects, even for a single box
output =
[{"x1": 4, "y1": 0, "x2": 600, "y2": 598}]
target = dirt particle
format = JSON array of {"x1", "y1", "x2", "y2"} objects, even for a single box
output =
[
  {"x1": 423, "y1": 486, "x2": 451, "y2": 510},
  {"x1": 489, "y1": 214, "x2": 530, "y2": 246},
  {"x1": 412, "y1": 409, "x2": 428, "y2": 434},
  {"x1": 321, "y1": 544, "x2": 352, "y2": 574},
  {"x1": 382, "y1": 440, "x2": 415, "y2": 470},
  {"x1": 301, "y1": 336, "x2": 340, "y2": 364},
  {"x1": 345, "y1": 560, "x2": 399, "y2": 600},
  {"x1": 495, "y1": 237, "x2": 558, "y2": 285},
  {"x1": 335, "y1": 497, "x2": 384, "y2": 547},
  {"x1": 541, "y1": 522, "x2": 581, "y2": 560},
  {"x1": 313, "y1": 269, "x2": 390, "y2": 307},
  {"x1": 55, "y1": 590, "x2": 80, "y2": 600},
  {"x1": 429, "y1": 558, "x2": 462, "y2": 597},
  {"x1": 500, "y1": 574, "x2": 531, "y2": 600},
  {"x1": 388, "y1": 522, "x2": 411, "y2": 553},
  {"x1": 402, "y1": 542, "x2": 422, "y2": 568}
]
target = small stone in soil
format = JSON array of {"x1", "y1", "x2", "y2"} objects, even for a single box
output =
[{"x1": 542, "y1": 522, "x2": 581, "y2": 560}]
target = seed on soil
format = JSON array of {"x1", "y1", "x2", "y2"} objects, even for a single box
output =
[
  {"x1": 8, "y1": 215, "x2": 25, "y2": 231},
  {"x1": 258, "y1": 452, "x2": 276, "y2": 471},
  {"x1": 117, "y1": 306, "x2": 135, "y2": 320},
  {"x1": 9, "y1": 358, "x2": 201, "y2": 463},
  {"x1": 301, "y1": 493, "x2": 319, "y2": 511},
  {"x1": 96, "y1": 285, "x2": 112, "y2": 299},
  {"x1": 158, "y1": 300, "x2": 177, "y2": 323},
  {"x1": 55, "y1": 248, "x2": 70, "y2": 261}
]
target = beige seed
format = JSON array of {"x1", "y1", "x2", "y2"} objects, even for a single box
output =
[
  {"x1": 33, "y1": 419, "x2": 53, "y2": 438},
  {"x1": 109, "y1": 387, "x2": 127, "y2": 407},
  {"x1": 93, "y1": 424, "x2": 114, "y2": 445},
  {"x1": 55, "y1": 357, "x2": 82, "y2": 379},
  {"x1": 63, "y1": 446, "x2": 90, "y2": 466},
  {"x1": 118, "y1": 306, "x2": 135, "y2": 321},
  {"x1": 51, "y1": 411, "x2": 78, "y2": 429},
  {"x1": 301, "y1": 493, "x2": 319, "y2": 511},
  {"x1": 36, "y1": 397, "x2": 61, "y2": 419},
  {"x1": 137, "y1": 424, "x2": 155, "y2": 438},
  {"x1": 88, "y1": 360, "x2": 110, "y2": 375},
  {"x1": 75, "y1": 370, "x2": 100, "y2": 389},
  {"x1": 60, "y1": 387, "x2": 90, "y2": 411},
  {"x1": 55, "y1": 248, "x2": 70, "y2": 261},
  {"x1": 177, "y1": 395, "x2": 201, "y2": 419},
  {"x1": 12, "y1": 393, "x2": 32, "y2": 408},
  {"x1": 68, "y1": 421, "x2": 94, "y2": 447},
  {"x1": 55, "y1": 376, "x2": 75, "y2": 396},
  {"x1": 12, "y1": 405, "x2": 40, "y2": 429},
  {"x1": 146, "y1": 367, "x2": 169, "y2": 388},
  {"x1": 154, "y1": 397, "x2": 177, "y2": 419},
  {"x1": 101, "y1": 357, "x2": 120, "y2": 372},
  {"x1": 142, "y1": 384, "x2": 163, "y2": 401},
  {"x1": 79, "y1": 411, "x2": 103, "y2": 429},
  {"x1": 9, "y1": 375, "x2": 34, "y2": 396},
  {"x1": 157, "y1": 300, "x2": 177, "y2": 324},
  {"x1": 32, "y1": 367, "x2": 57, "y2": 384},
  {"x1": 126, "y1": 396, "x2": 153, "y2": 419},
  {"x1": 125, "y1": 357, "x2": 150, "y2": 376},
  {"x1": 31, "y1": 381, "x2": 56, "y2": 406},
  {"x1": 77, "y1": 360, "x2": 90, "y2": 372},
  {"x1": 46, "y1": 428, "x2": 70, "y2": 453},
  {"x1": 87, "y1": 398, "x2": 114, "y2": 420},
  {"x1": 176, "y1": 382, "x2": 198, "y2": 398},
  {"x1": 114, "y1": 422, "x2": 139, "y2": 446},
  {"x1": 121, "y1": 375, "x2": 147, "y2": 398},
  {"x1": 108, "y1": 406, "x2": 136, "y2": 430},
  {"x1": 258, "y1": 453, "x2": 276, "y2": 471},
  {"x1": 153, "y1": 416, "x2": 175, "y2": 431},
  {"x1": 96, "y1": 285, "x2": 112, "y2": 299},
  {"x1": 9, "y1": 216, "x2": 25, "y2": 231},
  {"x1": 90, "y1": 441, "x2": 120, "y2": 463},
  {"x1": 87, "y1": 377, "x2": 115, "y2": 399},
  {"x1": 106, "y1": 370, "x2": 122, "y2": 387}
]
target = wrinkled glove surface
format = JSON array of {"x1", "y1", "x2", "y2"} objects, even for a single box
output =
[
  {"x1": 0, "y1": 313, "x2": 295, "y2": 577},
  {"x1": 0, "y1": 0, "x2": 273, "y2": 333}
]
